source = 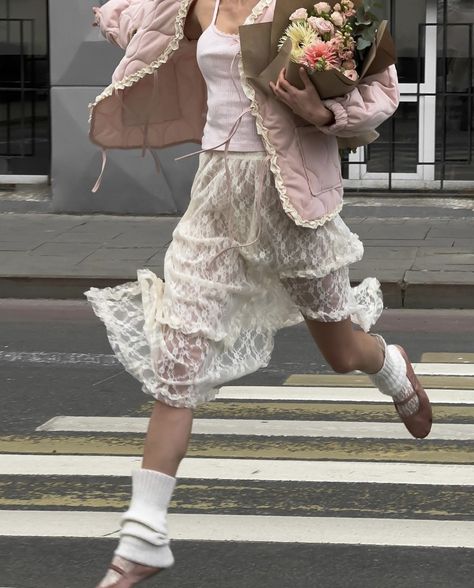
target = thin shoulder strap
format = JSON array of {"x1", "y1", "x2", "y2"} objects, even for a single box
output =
[{"x1": 211, "y1": 0, "x2": 221, "y2": 25}]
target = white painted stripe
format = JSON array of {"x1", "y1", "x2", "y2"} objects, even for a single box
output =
[
  {"x1": 36, "y1": 416, "x2": 474, "y2": 441},
  {"x1": 0, "y1": 350, "x2": 118, "y2": 367},
  {"x1": 411, "y1": 363, "x2": 474, "y2": 376},
  {"x1": 1, "y1": 511, "x2": 473, "y2": 548},
  {"x1": 356, "y1": 363, "x2": 474, "y2": 377},
  {"x1": 1, "y1": 455, "x2": 473, "y2": 486},
  {"x1": 1, "y1": 349, "x2": 473, "y2": 375},
  {"x1": 3, "y1": 349, "x2": 473, "y2": 375},
  {"x1": 217, "y1": 385, "x2": 474, "y2": 404},
  {"x1": 0, "y1": 351, "x2": 474, "y2": 376}
]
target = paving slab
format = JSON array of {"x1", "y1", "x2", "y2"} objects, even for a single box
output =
[
  {"x1": 363, "y1": 239, "x2": 456, "y2": 247},
  {"x1": 453, "y1": 239, "x2": 474, "y2": 247},
  {"x1": 427, "y1": 226, "x2": 474, "y2": 238},
  {"x1": 362, "y1": 226, "x2": 432, "y2": 240},
  {"x1": 404, "y1": 270, "x2": 474, "y2": 285},
  {"x1": 362, "y1": 247, "x2": 419, "y2": 260}
]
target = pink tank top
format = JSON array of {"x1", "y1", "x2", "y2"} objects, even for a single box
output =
[{"x1": 196, "y1": 0, "x2": 265, "y2": 151}]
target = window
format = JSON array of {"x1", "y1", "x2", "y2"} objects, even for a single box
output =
[{"x1": 0, "y1": 0, "x2": 49, "y2": 179}]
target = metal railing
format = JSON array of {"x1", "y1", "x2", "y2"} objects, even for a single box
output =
[{"x1": 343, "y1": 8, "x2": 474, "y2": 191}]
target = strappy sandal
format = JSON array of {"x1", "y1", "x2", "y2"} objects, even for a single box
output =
[
  {"x1": 95, "y1": 555, "x2": 163, "y2": 588},
  {"x1": 393, "y1": 344, "x2": 433, "y2": 439}
]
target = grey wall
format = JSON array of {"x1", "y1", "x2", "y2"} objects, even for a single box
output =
[{"x1": 49, "y1": 0, "x2": 198, "y2": 214}]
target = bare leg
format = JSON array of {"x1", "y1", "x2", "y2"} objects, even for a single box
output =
[
  {"x1": 303, "y1": 315, "x2": 384, "y2": 374},
  {"x1": 96, "y1": 402, "x2": 191, "y2": 587},
  {"x1": 140, "y1": 325, "x2": 211, "y2": 476},
  {"x1": 142, "y1": 400, "x2": 193, "y2": 476},
  {"x1": 95, "y1": 336, "x2": 202, "y2": 587},
  {"x1": 279, "y1": 272, "x2": 430, "y2": 431}
]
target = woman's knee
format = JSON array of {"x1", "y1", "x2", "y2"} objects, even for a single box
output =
[
  {"x1": 325, "y1": 352, "x2": 359, "y2": 374},
  {"x1": 303, "y1": 316, "x2": 360, "y2": 373},
  {"x1": 159, "y1": 327, "x2": 209, "y2": 373}
]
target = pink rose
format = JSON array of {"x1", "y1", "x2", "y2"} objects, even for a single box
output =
[
  {"x1": 328, "y1": 36, "x2": 344, "y2": 53},
  {"x1": 314, "y1": 2, "x2": 332, "y2": 15},
  {"x1": 344, "y1": 69, "x2": 359, "y2": 81},
  {"x1": 342, "y1": 59, "x2": 357, "y2": 70},
  {"x1": 289, "y1": 8, "x2": 308, "y2": 20},
  {"x1": 330, "y1": 11, "x2": 345, "y2": 27},
  {"x1": 333, "y1": 3, "x2": 341, "y2": 10},
  {"x1": 311, "y1": 17, "x2": 335, "y2": 36}
]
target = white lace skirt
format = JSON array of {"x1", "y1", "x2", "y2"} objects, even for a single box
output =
[{"x1": 84, "y1": 150, "x2": 383, "y2": 408}]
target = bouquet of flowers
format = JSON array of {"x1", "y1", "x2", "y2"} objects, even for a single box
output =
[
  {"x1": 238, "y1": 0, "x2": 396, "y2": 147},
  {"x1": 275, "y1": 0, "x2": 396, "y2": 98}
]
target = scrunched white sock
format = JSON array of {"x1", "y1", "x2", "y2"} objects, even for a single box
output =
[
  {"x1": 367, "y1": 334, "x2": 420, "y2": 417},
  {"x1": 113, "y1": 468, "x2": 176, "y2": 568}
]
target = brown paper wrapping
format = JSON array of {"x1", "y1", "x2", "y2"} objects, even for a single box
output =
[{"x1": 239, "y1": 0, "x2": 397, "y2": 149}]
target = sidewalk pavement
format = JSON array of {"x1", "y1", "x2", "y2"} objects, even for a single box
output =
[{"x1": 0, "y1": 196, "x2": 473, "y2": 308}]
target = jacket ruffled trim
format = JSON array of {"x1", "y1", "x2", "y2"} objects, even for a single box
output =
[
  {"x1": 237, "y1": 0, "x2": 343, "y2": 229},
  {"x1": 88, "y1": 0, "x2": 193, "y2": 121}
]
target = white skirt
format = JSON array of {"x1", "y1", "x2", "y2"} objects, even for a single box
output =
[{"x1": 84, "y1": 150, "x2": 383, "y2": 408}]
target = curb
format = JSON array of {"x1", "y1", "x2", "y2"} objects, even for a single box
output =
[{"x1": 1, "y1": 276, "x2": 473, "y2": 309}]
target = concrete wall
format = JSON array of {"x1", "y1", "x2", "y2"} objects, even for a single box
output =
[{"x1": 48, "y1": 0, "x2": 198, "y2": 214}]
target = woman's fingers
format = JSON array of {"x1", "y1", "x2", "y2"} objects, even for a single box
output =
[
  {"x1": 298, "y1": 66, "x2": 311, "y2": 87},
  {"x1": 269, "y1": 68, "x2": 296, "y2": 107},
  {"x1": 269, "y1": 81, "x2": 287, "y2": 104},
  {"x1": 277, "y1": 67, "x2": 291, "y2": 92}
]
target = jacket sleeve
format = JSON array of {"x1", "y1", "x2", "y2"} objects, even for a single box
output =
[
  {"x1": 317, "y1": 64, "x2": 400, "y2": 137},
  {"x1": 92, "y1": 0, "x2": 143, "y2": 50}
]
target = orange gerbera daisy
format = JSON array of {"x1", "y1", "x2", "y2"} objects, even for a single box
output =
[{"x1": 303, "y1": 41, "x2": 340, "y2": 71}]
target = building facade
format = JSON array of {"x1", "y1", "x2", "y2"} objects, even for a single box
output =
[{"x1": 0, "y1": 0, "x2": 473, "y2": 214}]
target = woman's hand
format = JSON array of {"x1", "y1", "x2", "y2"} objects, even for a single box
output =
[
  {"x1": 92, "y1": 6, "x2": 100, "y2": 26},
  {"x1": 269, "y1": 66, "x2": 335, "y2": 127}
]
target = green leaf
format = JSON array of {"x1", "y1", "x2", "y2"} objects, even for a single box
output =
[
  {"x1": 357, "y1": 37, "x2": 372, "y2": 50},
  {"x1": 362, "y1": 23, "x2": 377, "y2": 37}
]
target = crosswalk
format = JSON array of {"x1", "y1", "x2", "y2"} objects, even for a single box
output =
[{"x1": 1, "y1": 352, "x2": 474, "y2": 553}]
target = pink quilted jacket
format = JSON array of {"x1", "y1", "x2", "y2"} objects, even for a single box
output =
[{"x1": 91, "y1": 0, "x2": 400, "y2": 228}]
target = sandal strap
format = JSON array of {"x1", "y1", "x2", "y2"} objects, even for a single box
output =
[
  {"x1": 108, "y1": 563, "x2": 125, "y2": 576},
  {"x1": 394, "y1": 388, "x2": 418, "y2": 406}
]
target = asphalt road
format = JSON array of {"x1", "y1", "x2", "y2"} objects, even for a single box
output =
[{"x1": 0, "y1": 299, "x2": 473, "y2": 588}]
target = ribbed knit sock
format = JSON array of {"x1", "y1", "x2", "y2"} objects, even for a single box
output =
[
  {"x1": 367, "y1": 334, "x2": 420, "y2": 417},
  {"x1": 113, "y1": 468, "x2": 176, "y2": 568}
]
